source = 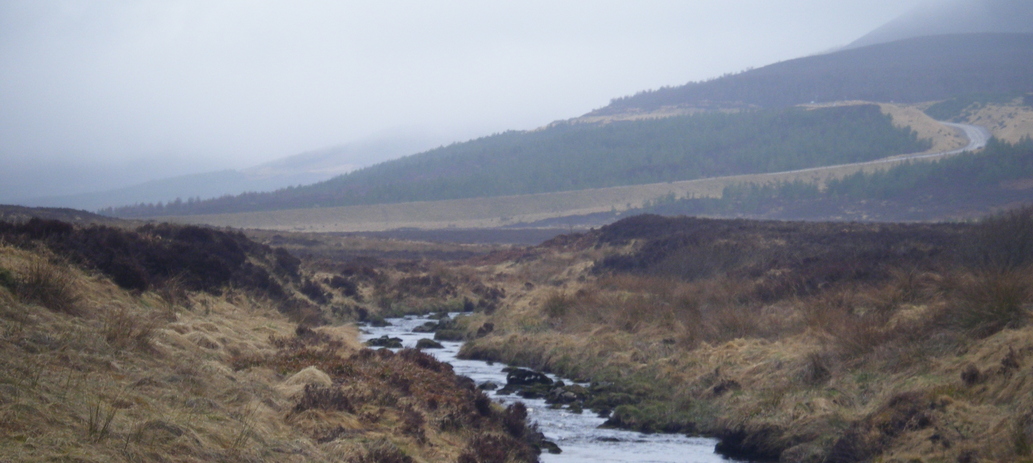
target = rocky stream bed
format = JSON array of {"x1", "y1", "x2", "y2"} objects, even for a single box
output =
[{"x1": 360, "y1": 313, "x2": 742, "y2": 462}]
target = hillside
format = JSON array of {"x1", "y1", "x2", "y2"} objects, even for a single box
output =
[
  {"x1": 620, "y1": 136, "x2": 1033, "y2": 222},
  {"x1": 595, "y1": 33, "x2": 1033, "y2": 115},
  {"x1": 109, "y1": 105, "x2": 928, "y2": 218},
  {"x1": 139, "y1": 102, "x2": 1033, "y2": 232}
]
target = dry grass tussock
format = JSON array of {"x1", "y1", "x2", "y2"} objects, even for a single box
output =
[
  {"x1": 0, "y1": 242, "x2": 536, "y2": 462},
  {"x1": 12, "y1": 253, "x2": 82, "y2": 315},
  {"x1": 459, "y1": 212, "x2": 1033, "y2": 461}
]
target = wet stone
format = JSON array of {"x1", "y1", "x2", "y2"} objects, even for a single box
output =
[
  {"x1": 415, "y1": 338, "x2": 444, "y2": 349},
  {"x1": 412, "y1": 321, "x2": 439, "y2": 333},
  {"x1": 365, "y1": 335, "x2": 403, "y2": 348},
  {"x1": 505, "y1": 368, "x2": 553, "y2": 387}
]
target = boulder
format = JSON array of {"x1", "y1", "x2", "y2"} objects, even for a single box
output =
[
  {"x1": 412, "y1": 321, "x2": 439, "y2": 333},
  {"x1": 506, "y1": 368, "x2": 553, "y2": 387},
  {"x1": 415, "y1": 338, "x2": 444, "y2": 349},
  {"x1": 434, "y1": 329, "x2": 466, "y2": 341},
  {"x1": 365, "y1": 335, "x2": 403, "y2": 348}
]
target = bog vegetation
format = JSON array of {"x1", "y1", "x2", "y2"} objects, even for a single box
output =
[
  {"x1": 0, "y1": 219, "x2": 541, "y2": 462},
  {"x1": 107, "y1": 105, "x2": 928, "y2": 217},
  {"x1": 457, "y1": 208, "x2": 1033, "y2": 462},
  {"x1": 6, "y1": 198, "x2": 1033, "y2": 462}
]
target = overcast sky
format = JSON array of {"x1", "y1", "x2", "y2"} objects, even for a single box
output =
[{"x1": 0, "y1": 0, "x2": 925, "y2": 200}]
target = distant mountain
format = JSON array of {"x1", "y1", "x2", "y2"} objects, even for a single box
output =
[
  {"x1": 847, "y1": 0, "x2": 1033, "y2": 49},
  {"x1": 24, "y1": 135, "x2": 441, "y2": 211},
  {"x1": 109, "y1": 105, "x2": 930, "y2": 217},
  {"x1": 593, "y1": 33, "x2": 1033, "y2": 115}
]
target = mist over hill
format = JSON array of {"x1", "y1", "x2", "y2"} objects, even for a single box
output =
[
  {"x1": 95, "y1": 19, "x2": 1033, "y2": 222},
  {"x1": 847, "y1": 0, "x2": 1033, "y2": 49},
  {"x1": 595, "y1": 33, "x2": 1033, "y2": 115},
  {"x1": 21, "y1": 135, "x2": 440, "y2": 211}
]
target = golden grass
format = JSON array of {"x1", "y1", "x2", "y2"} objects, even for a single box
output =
[
  {"x1": 0, "y1": 242, "x2": 530, "y2": 462},
  {"x1": 878, "y1": 102, "x2": 968, "y2": 153},
  {"x1": 457, "y1": 232, "x2": 1033, "y2": 462},
  {"x1": 0, "y1": 248, "x2": 325, "y2": 461},
  {"x1": 963, "y1": 101, "x2": 1033, "y2": 144}
]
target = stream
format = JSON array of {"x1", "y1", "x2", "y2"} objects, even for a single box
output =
[{"x1": 360, "y1": 313, "x2": 739, "y2": 463}]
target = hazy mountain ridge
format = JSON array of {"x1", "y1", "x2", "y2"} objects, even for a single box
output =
[
  {"x1": 847, "y1": 0, "x2": 1033, "y2": 49},
  {"x1": 595, "y1": 33, "x2": 1033, "y2": 116},
  {"x1": 21, "y1": 136, "x2": 441, "y2": 212}
]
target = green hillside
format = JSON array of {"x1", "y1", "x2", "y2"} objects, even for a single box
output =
[
  {"x1": 109, "y1": 105, "x2": 928, "y2": 217},
  {"x1": 633, "y1": 137, "x2": 1033, "y2": 221}
]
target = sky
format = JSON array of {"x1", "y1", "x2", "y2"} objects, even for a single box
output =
[{"x1": 0, "y1": 0, "x2": 926, "y2": 202}]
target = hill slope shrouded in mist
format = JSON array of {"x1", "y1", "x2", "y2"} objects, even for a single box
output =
[
  {"x1": 19, "y1": 135, "x2": 440, "y2": 211},
  {"x1": 105, "y1": 33, "x2": 1033, "y2": 221},
  {"x1": 597, "y1": 33, "x2": 1033, "y2": 115},
  {"x1": 847, "y1": 0, "x2": 1033, "y2": 48},
  {"x1": 109, "y1": 105, "x2": 928, "y2": 217}
]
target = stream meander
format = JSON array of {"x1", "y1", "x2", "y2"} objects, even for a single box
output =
[{"x1": 360, "y1": 313, "x2": 740, "y2": 463}]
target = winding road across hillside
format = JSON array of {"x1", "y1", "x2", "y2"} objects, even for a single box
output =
[
  {"x1": 922, "y1": 122, "x2": 992, "y2": 156},
  {"x1": 776, "y1": 121, "x2": 991, "y2": 176}
]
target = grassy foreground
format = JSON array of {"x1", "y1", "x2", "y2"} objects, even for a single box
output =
[
  {"x1": 457, "y1": 211, "x2": 1033, "y2": 462},
  {"x1": 0, "y1": 221, "x2": 540, "y2": 462}
]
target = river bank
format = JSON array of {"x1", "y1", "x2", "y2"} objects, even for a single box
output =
[
  {"x1": 0, "y1": 220, "x2": 544, "y2": 462},
  {"x1": 448, "y1": 212, "x2": 1033, "y2": 462},
  {"x1": 359, "y1": 313, "x2": 736, "y2": 462}
]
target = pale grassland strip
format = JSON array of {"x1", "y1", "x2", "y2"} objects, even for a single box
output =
[{"x1": 158, "y1": 157, "x2": 913, "y2": 232}]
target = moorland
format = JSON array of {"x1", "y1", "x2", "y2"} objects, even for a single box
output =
[
  {"x1": 5, "y1": 185, "x2": 1033, "y2": 463},
  {"x1": 0, "y1": 219, "x2": 545, "y2": 462}
]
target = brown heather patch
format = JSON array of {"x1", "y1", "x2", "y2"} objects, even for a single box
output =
[
  {"x1": 454, "y1": 213, "x2": 1033, "y2": 462},
  {"x1": 0, "y1": 241, "x2": 539, "y2": 462}
]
